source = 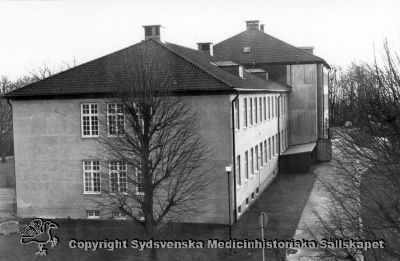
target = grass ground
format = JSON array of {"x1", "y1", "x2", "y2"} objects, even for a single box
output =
[
  {"x1": 0, "y1": 157, "x2": 15, "y2": 187},
  {"x1": 0, "y1": 167, "x2": 318, "y2": 261}
]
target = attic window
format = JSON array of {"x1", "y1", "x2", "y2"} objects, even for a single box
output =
[{"x1": 243, "y1": 47, "x2": 251, "y2": 53}]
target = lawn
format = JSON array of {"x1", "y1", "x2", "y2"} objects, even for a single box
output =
[
  {"x1": 0, "y1": 168, "x2": 318, "y2": 261},
  {"x1": 0, "y1": 157, "x2": 15, "y2": 187}
]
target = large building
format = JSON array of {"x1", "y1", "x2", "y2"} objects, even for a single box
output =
[{"x1": 6, "y1": 21, "x2": 329, "y2": 224}]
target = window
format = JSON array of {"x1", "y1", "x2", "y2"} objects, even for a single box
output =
[
  {"x1": 260, "y1": 142, "x2": 263, "y2": 166},
  {"x1": 264, "y1": 140, "x2": 267, "y2": 163},
  {"x1": 263, "y1": 97, "x2": 266, "y2": 121},
  {"x1": 136, "y1": 166, "x2": 144, "y2": 195},
  {"x1": 81, "y1": 103, "x2": 99, "y2": 137},
  {"x1": 245, "y1": 151, "x2": 249, "y2": 180},
  {"x1": 254, "y1": 98, "x2": 258, "y2": 124},
  {"x1": 238, "y1": 206, "x2": 242, "y2": 214},
  {"x1": 83, "y1": 160, "x2": 101, "y2": 194},
  {"x1": 246, "y1": 198, "x2": 249, "y2": 205},
  {"x1": 255, "y1": 145, "x2": 259, "y2": 171},
  {"x1": 285, "y1": 129, "x2": 288, "y2": 148},
  {"x1": 269, "y1": 138, "x2": 272, "y2": 159},
  {"x1": 275, "y1": 97, "x2": 278, "y2": 117},
  {"x1": 259, "y1": 97, "x2": 262, "y2": 123},
  {"x1": 275, "y1": 134, "x2": 279, "y2": 154},
  {"x1": 268, "y1": 97, "x2": 271, "y2": 119},
  {"x1": 87, "y1": 210, "x2": 100, "y2": 219},
  {"x1": 271, "y1": 97, "x2": 274, "y2": 118},
  {"x1": 250, "y1": 148, "x2": 254, "y2": 176},
  {"x1": 234, "y1": 99, "x2": 240, "y2": 130},
  {"x1": 244, "y1": 98, "x2": 248, "y2": 127},
  {"x1": 256, "y1": 187, "x2": 259, "y2": 194},
  {"x1": 272, "y1": 136, "x2": 275, "y2": 156},
  {"x1": 251, "y1": 192, "x2": 255, "y2": 200},
  {"x1": 109, "y1": 161, "x2": 127, "y2": 193},
  {"x1": 112, "y1": 210, "x2": 126, "y2": 220},
  {"x1": 107, "y1": 103, "x2": 125, "y2": 136},
  {"x1": 236, "y1": 155, "x2": 241, "y2": 187},
  {"x1": 250, "y1": 98, "x2": 253, "y2": 125}
]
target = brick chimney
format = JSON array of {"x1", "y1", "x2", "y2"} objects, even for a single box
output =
[
  {"x1": 246, "y1": 20, "x2": 260, "y2": 30},
  {"x1": 143, "y1": 25, "x2": 161, "y2": 41},
  {"x1": 298, "y1": 46, "x2": 314, "y2": 54},
  {"x1": 197, "y1": 42, "x2": 213, "y2": 56}
]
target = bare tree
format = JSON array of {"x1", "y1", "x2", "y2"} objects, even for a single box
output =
[
  {"x1": 29, "y1": 59, "x2": 76, "y2": 81},
  {"x1": 0, "y1": 77, "x2": 13, "y2": 162},
  {"x1": 94, "y1": 44, "x2": 212, "y2": 245},
  {"x1": 312, "y1": 42, "x2": 400, "y2": 261}
]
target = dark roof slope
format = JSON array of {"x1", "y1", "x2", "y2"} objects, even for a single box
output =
[
  {"x1": 214, "y1": 29, "x2": 329, "y2": 67},
  {"x1": 164, "y1": 42, "x2": 290, "y2": 91},
  {"x1": 7, "y1": 39, "x2": 289, "y2": 98}
]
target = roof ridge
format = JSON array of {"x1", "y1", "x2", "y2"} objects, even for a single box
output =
[
  {"x1": 253, "y1": 29, "x2": 326, "y2": 62},
  {"x1": 215, "y1": 29, "x2": 328, "y2": 66},
  {"x1": 161, "y1": 42, "x2": 235, "y2": 88}
]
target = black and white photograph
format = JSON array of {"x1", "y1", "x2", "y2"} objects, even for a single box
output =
[{"x1": 0, "y1": 0, "x2": 399, "y2": 260}]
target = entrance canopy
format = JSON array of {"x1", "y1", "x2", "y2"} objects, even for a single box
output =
[{"x1": 281, "y1": 142, "x2": 316, "y2": 156}]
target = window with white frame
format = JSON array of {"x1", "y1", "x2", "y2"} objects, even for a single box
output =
[
  {"x1": 271, "y1": 97, "x2": 274, "y2": 118},
  {"x1": 276, "y1": 134, "x2": 279, "y2": 154},
  {"x1": 136, "y1": 166, "x2": 144, "y2": 195},
  {"x1": 234, "y1": 99, "x2": 240, "y2": 130},
  {"x1": 107, "y1": 103, "x2": 125, "y2": 136},
  {"x1": 268, "y1": 138, "x2": 272, "y2": 160},
  {"x1": 236, "y1": 155, "x2": 241, "y2": 187},
  {"x1": 250, "y1": 98, "x2": 253, "y2": 126},
  {"x1": 255, "y1": 145, "x2": 259, "y2": 171},
  {"x1": 254, "y1": 98, "x2": 258, "y2": 124},
  {"x1": 81, "y1": 103, "x2": 99, "y2": 137},
  {"x1": 259, "y1": 97, "x2": 262, "y2": 123},
  {"x1": 87, "y1": 210, "x2": 100, "y2": 219},
  {"x1": 112, "y1": 210, "x2": 126, "y2": 220},
  {"x1": 272, "y1": 136, "x2": 275, "y2": 157},
  {"x1": 264, "y1": 140, "x2": 267, "y2": 163},
  {"x1": 275, "y1": 97, "x2": 278, "y2": 117},
  {"x1": 109, "y1": 161, "x2": 127, "y2": 193},
  {"x1": 268, "y1": 97, "x2": 271, "y2": 119},
  {"x1": 245, "y1": 151, "x2": 249, "y2": 180},
  {"x1": 83, "y1": 160, "x2": 101, "y2": 194},
  {"x1": 260, "y1": 142, "x2": 263, "y2": 166},
  {"x1": 244, "y1": 98, "x2": 248, "y2": 127},
  {"x1": 250, "y1": 148, "x2": 254, "y2": 175},
  {"x1": 263, "y1": 97, "x2": 266, "y2": 121}
]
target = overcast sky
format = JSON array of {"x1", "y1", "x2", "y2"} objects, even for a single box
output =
[{"x1": 1, "y1": 0, "x2": 399, "y2": 80}]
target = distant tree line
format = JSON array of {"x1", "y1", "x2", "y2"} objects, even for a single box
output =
[{"x1": 314, "y1": 41, "x2": 400, "y2": 260}]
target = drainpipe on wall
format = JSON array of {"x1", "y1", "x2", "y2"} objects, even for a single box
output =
[
  {"x1": 230, "y1": 91, "x2": 239, "y2": 224},
  {"x1": 277, "y1": 93, "x2": 282, "y2": 174}
]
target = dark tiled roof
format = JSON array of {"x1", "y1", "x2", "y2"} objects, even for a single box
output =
[
  {"x1": 7, "y1": 39, "x2": 289, "y2": 98},
  {"x1": 214, "y1": 29, "x2": 328, "y2": 66},
  {"x1": 164, "y1": 42, "x2": 290, "y2": 92}
]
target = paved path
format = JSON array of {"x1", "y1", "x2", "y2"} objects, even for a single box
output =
[{"x1": 286, "y1": 161, "x2": 335, "y2": 261}]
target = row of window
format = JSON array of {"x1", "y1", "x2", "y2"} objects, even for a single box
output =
[
  {"x1": 81, "y1": 103, "x2": 142, "y2": 137},
  {"x1": 86, "y1": 209, "x2": 144, "y2": 220},
  {"x1": 83, "y1": 160, "x2": 143, "y2": 195},
  {"x1": 234, "y1": 94, "x2": 288, "y2": 130},
  {"x1": 237, "y1": 187, "x2": 260, "y2": 215},
  {"x1": 235, "y1": 129, "x2": 288, "y2": 187}
]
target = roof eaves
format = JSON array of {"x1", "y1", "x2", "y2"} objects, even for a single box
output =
[{"x1": 6, "y1": 40, "x2": 148, "y2": 97}]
